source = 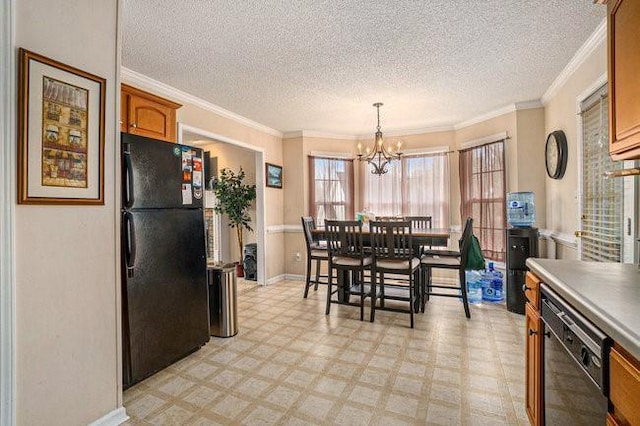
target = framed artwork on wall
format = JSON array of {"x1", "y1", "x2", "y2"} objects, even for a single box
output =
[
  {"x1": 17, "y1": 48, "x2": 106, "y2": 205},
  {"x1": 265, "y1": 163, "x2": 283, "y2": 188}
]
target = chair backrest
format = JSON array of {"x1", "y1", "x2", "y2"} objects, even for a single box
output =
[
  {"x1": 370, "y1": 221, "x2": 414, "y2": 260},
  {"x1": 301, "y1": 216, "x2": 316, "y2": 252},
  {"x1": 324, "y1": 220, "x2": 365, "y2": 260},
  {"x1": 458, "y1": 217, "x2": 474, "y2": 267},
  {"x1": 375, "y1": 215, "x2": 402, "y2": 221},
  {"x1": 404, "y1": 216, "x2": 432, "y2": 230}
]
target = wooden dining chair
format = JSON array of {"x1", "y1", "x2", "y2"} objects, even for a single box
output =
[
  {"x1": 324, "y1": 220, "x2": 373, "y2": 321},
  {"x1": 404, "y1": 216, "x2": 432, "y2": 230},
  {"x1": 404, "y1": 216, "x2": 432, "y2": 254},
  {"x1": 301, "y1": 216, "x2": 328, "y2": 298},
  {"x1": 375, "y1": 215, "x2": 403, "y2": 221},
  {"x1": 420, "y1": 217, "x2": 474, "y2": 318},
  {"x1": 369, "y1": 221, "x2": 421, "y2": 328}
]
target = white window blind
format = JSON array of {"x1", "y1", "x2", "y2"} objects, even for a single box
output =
[{"x1": 580, "y1": 87, "x2": 624, "y2": 262}]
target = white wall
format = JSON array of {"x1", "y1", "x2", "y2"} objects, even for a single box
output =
[
  {"x1": 544, "y1": 38, "x2": 607, "y2": 259},
  {"x1": 14, "y1": 1, "x2": 122, "y2": 424}
]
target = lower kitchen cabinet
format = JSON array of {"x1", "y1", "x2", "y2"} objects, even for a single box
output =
[
  {"x1": 609, "y1": 344, "x2": 640, "y2": 426},
  {"x1": 525, "y1": 301, "x2": 542, "y2": 426}
]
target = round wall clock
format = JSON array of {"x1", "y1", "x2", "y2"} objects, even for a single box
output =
[{"x1": 545, "y1": 130, "x2": 568, "y2": 179}]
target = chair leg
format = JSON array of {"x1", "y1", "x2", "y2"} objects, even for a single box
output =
[
  {"x1": 409, "y1": 273, "x2": 414, "y2": 328},
  {"x1": 379, "y1": 272, "x2": 385, "y2": 309},
  {"x1": 359, "y1": 271, "x2": 365, "y2": 321},
  {"x1": 369, "y1": 269, "x2": 376, "y2": 322},
  {"x1": 314, "y1": 258, "x2": 321, "y2": 291},
  {"x1": 459, "y1": 269, "x2": 471, "y2": 319},
  {"x1": 413, "y1": 269, "x2": 421, "y2": 314},
  {"x1": 304, "y1": 253, "x2": 312, "y2": 298},
  {"x1": 325, "y1": 266, "x2": 333, "y2": 315}
]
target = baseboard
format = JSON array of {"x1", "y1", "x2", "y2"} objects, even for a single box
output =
[
  {"x1": 265, "y1": 274, "x2": 304, "y2": 285},
  {"x1": 265, "y1": 274, "x2": 285, "y2": 285},
  {"x1": 285, "y1": 274, "x2": 305, "y2": 282},
  {"x1": 88, "y1": 407, "x2": 128, "y2": 426}
]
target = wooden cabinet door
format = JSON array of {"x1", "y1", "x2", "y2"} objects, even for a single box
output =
[
  {"x1": 610, "y1": 345, "x2": 640, "y2": 426},
  {"x1": 525, "y1": 303, "x2": 543, "y2": 426},
  {"x1": 524, "y1": 272, "x2": 541, "y2": 310},
  {"x1": 120, "y1": 84, "x2": 181, "y2": 143},
  {"x1": 120, "y1": 92, "x2": 128, "y2": 133},
  {"x1": 127, "y1": 94, "x2": 177, "y2": 142},
  {"x1": 609, "y1": 0, "x2": 640, "y2": 160}
]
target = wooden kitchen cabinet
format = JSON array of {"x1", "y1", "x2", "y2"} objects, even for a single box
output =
[
  {"x1": 524, "y1": 273, "x2": 543, "y2": 426},
  {"x1": 609, "y1": 344, "x2": 640, "y2": 426},
  {"x1": 121, "y1": 84, "x2": 181, "y2": 143},
  {"x1": 524, "y1": 271, "x2": 541, "y2": 310},
  {"x1": 608, "y1": 0, "x2": 640, "y2": 160}
]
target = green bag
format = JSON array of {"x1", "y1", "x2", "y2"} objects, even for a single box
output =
[{"x1": 465, "y1": 234, "x2": 485, "y2": 270}]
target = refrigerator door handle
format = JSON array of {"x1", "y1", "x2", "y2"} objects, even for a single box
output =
[
  {"x1": 123, "y1": 143, "x2": 135, "y2": 208},
  {"x1": 124, "y1": 212, "x2": 137, "y2": 278}
]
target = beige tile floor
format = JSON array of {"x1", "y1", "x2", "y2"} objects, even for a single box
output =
[{"x1": 123, "y1": 279, "x2": 528, "y2": 425}]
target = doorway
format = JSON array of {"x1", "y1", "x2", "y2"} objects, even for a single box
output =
[{"x1": 178, "y1": 124, "x2": 267, "y2": 285}]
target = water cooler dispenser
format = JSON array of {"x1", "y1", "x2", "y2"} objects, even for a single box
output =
[{"x1": 506, "y1": 192, "x2": 539, "y2": 314}]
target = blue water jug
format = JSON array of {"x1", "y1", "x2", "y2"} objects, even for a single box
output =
[
  {"x1": 481, "y1": 262, "x2": 504, "y2": 302},
  {"x1": 507, "y1": 192, "x2": 535, "y2": 228},
  {"x1": 465, "y1": 270, "x2": 483, "y2": 304}
]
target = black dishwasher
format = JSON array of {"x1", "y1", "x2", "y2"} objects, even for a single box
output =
[{"x1": 540, "y1": 284, "x2": 612, "y2": 425}]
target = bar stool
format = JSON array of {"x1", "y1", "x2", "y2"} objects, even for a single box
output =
[
  {"x1": 324, "y1": 220, "x2": 373, "y2": 321},
  {"x1": 369, "y1": 221, "x2": 421, "y2": 328},
  {"x1": 420, "y1": 217, "x2": 474, "y2": 318},
  {"x1": 301, "y1": 216, "x2": 328, "y2": 298}
]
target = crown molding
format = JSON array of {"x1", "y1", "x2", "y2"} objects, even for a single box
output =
[
  {"x1": 454, "y1": 104, "x2": 516, "y2": 130},
  {"x1": 541, "y1": 18, "x2": 607, "y2": 105},
  {"x1": 356, "y1": 124, "x2": 455, "y2": 140},
  {"x1": 283, "y1": 130, "x2": 358, "y2": 140},
  {"x1": 453, "y1": 99, "x2": 544, "y2": 131},
  {"x1": 461, "y1": 131, "x2": 509, "y2": 149},
  {"x1": 515, "y1": 100, "x2": 544, "y2": 110},
  {"x1": 121, "y1": 67, "x2": 283, "y2": 138}
]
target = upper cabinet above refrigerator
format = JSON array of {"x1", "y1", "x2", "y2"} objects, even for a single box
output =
[
  {"x1": 121, "y1": 84, "x2": 181, "y2": 143},
  {"x1": 608, "y1": 0, "x2": 640, "y2": 160}
]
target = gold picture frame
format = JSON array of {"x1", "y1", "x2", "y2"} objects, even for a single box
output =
[{"x1": 18, "y1": 48, "x2": 106, "y2": 205}]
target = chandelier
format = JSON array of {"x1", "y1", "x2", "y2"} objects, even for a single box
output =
[{"x1": 357, "y1": 103, "x2": 402, "y2": 175}]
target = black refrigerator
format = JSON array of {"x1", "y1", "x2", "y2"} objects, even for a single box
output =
[{"x1": 121, "y1": 133, "x2": 209, "y2": 388}]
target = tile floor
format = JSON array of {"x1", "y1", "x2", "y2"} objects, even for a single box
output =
[{"x1": 123, "y1": 279, "x2": 529, "y2": 425}]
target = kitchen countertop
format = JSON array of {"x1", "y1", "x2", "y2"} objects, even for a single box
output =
[{"x1": 526, "y1": 258, "x2": 640, "y2": 360}]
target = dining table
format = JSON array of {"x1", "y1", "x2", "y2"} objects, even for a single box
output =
[{"x1": 311, "y1": 227, "x2": 452, "y2": 307}]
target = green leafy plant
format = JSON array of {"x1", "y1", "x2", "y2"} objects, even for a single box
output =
[{"x1": 212, "y1": 167, "x2": 257, "y2": 264}]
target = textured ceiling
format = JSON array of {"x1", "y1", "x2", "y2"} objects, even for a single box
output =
[{"x1": 122, "y1": 1, "x2": 605, "y2": 136}]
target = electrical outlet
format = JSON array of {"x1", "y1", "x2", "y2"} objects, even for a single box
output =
[{"x1": 293, "y1": 252, "x2": 301, "y2": 261}]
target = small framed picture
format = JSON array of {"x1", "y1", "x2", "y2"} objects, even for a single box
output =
[
  {"x1": 17, "y1": 48, "x2": 106, "y2": 205},
  {"x1": 265, "y1": 163, "x2": 283, "y2": 188}
]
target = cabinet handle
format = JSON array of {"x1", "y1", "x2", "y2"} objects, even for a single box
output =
[
  {"x1": 119, "y1": 120, "x2": 123, "y2": 125},
  {"x1": 528, "y1": 329, "x2": 537, "y2": 336},
  {"x1": 522, "y1": 285, "x2": 531, "y2": 292},
  {"x1": 130, "y1": 122, "x2": 137, "y2": 128}
]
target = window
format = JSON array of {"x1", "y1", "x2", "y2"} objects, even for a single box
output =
[
  {"x1": 309, "y1": 156, "x2": 354, "y2": 225},
  {"x1": 580, "y1": 86, "x2": 625, "y2": 262},
  {"x1": 459, "y1": 141, "x2": 506, "y2": 261},
  {"x1": 361, "y1": 152, "x2": 450, "y2": 228}
]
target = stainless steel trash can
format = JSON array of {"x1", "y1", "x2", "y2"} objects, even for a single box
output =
[{"x1": 207, "y1": 265, "x2": 238, "y2": 337}]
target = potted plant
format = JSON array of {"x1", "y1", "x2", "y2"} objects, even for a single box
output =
[{"x1": 212, "y1": 167, "x2": 257, "y2": 277}]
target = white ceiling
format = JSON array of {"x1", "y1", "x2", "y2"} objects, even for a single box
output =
[{"x1": 122, "y1": 1, "x2": 605, "y2": 136}]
